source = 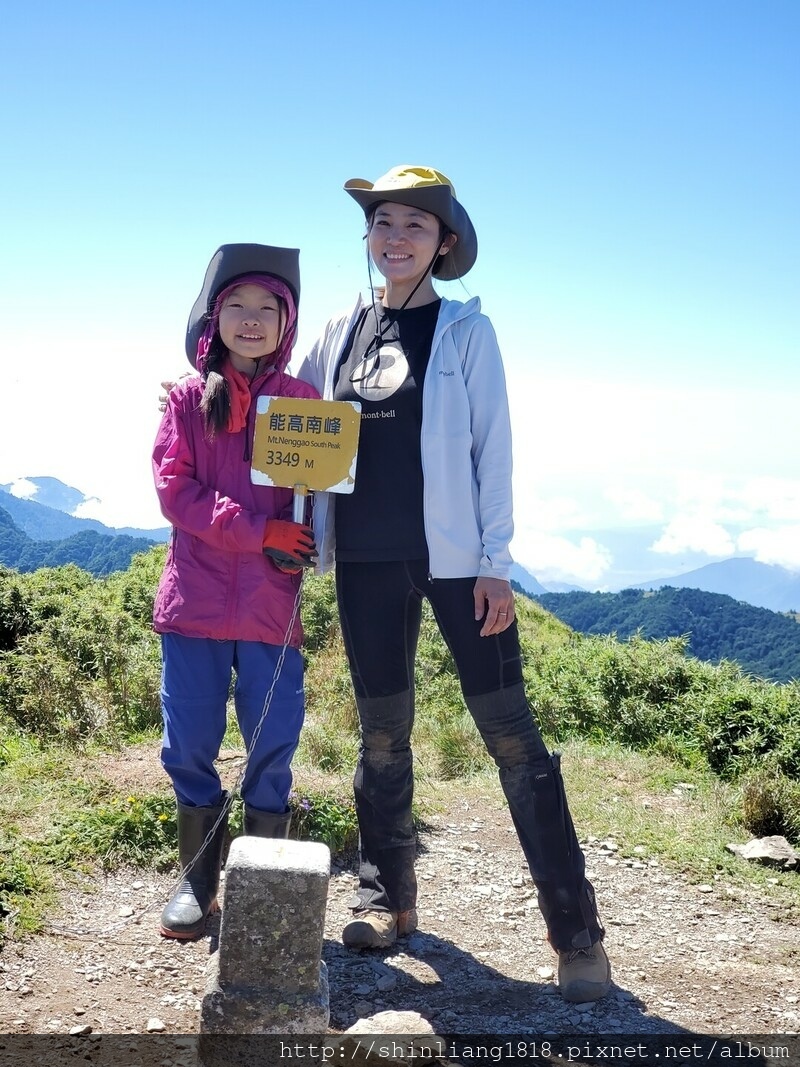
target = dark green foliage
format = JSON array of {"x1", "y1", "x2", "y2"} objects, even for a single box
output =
[
  {"x1": 0, "y1": 569, "x2": 32, "y2": 650},
  {"x1": 739, "y1": 760, "x2": 800, "y2": 840},
  {"x1": 695, "y1": 674, "x2": 800, "y2": 779},
  {"x1": 289, "y1": 788, "x2": 358, "y2": 853},
  {"x1": 0, "y1": 554, "x2": 164, "y2": 740},
  {"x1": 1, "y1": 549, "x2": 798, "y2": 848},
  {"x1": 299, "y1": 572, "x2": 340, "y2": 653},
  {"x1": 112, "y1": 545, "x2": 168, "y2": 627},
  {"x1": 535, "y1": 586, "x2": 800, "y2": 683},
  {"x1": 0, "y1": 506, "x2": 156, "y2": 577},
  {"x1": 525, "y1": 629, "x2": 800, "y2": 790},
  {"x1": 528, "y1": 633, "x2": 701, "y2": 751},
  {"x1": 0, "y1": 831, "x2": 48, "y2": 929}
]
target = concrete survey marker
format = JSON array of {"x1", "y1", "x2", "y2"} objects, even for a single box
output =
[{"x1": 201, "y1": 836, "x2": 331, "y2": 1040}]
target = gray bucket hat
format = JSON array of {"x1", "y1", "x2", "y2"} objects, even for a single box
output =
[
  {"x1": 185, "y1": 243, "x2": 300, "y2": 365},
  {"x1": 344, "y1": 165, "x2": 478, "y2": 281}
]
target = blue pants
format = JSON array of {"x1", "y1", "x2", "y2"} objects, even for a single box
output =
[{"x1": 159, "y1": 633, "x2": 305, "y2": 811}]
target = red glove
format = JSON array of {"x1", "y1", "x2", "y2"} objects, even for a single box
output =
[
  {"x1": 273, "y1": 558, "x2": 303, "y2": 575},
  {"x1": 262, "y1": 520, "x2": 317, "y2": 569}
]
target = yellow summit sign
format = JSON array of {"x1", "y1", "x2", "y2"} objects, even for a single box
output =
[{"x1": 251, "y1": 396, "x2": 361, "y2": 494}]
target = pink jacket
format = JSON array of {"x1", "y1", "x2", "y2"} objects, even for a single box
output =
[{"x1": 152, "y1": 367, "x2": 319, "y2": 647}]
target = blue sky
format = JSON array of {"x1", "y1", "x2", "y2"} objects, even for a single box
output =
[{"x1": 1, "y1": 0, "x2": 797, "y2": 587}]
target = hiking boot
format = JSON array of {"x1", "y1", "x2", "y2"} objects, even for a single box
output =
[
  {"x1": 342, "y1": 908, "x2": 418, "y2": 949},
  {"x1": 557, "y1": 940, "x2": 611, "y2": 1002}
]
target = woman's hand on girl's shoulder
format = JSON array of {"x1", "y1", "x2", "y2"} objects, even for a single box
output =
[{"x1": 159, "y1": 374, "x2": 193, "y2": 413}]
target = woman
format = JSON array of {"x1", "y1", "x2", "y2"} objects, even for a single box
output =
[{"x1": 297, "y1": 165, "x2": 611, "y2": 1003}]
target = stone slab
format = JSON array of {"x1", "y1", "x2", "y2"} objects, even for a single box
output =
[{"x1": 201, "y1": 836, "x2": 331, "y2": 1036}]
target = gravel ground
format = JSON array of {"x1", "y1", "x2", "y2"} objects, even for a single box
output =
[{"x1": 1, "y1": 777, "x2": 798, "y2": 1045}]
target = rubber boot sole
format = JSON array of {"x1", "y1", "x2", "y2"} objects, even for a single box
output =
[{"x1": 159, "y1": 897, "x2": 219, "y2": 941}]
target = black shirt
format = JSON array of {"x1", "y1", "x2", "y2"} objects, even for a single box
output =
[{"x1": 333, "y1": 299, "x2": 441, "y2": 561}]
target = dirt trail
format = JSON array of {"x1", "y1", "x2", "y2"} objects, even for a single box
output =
[{"x1": 1, "y1": 750, "x2": 799, "y2": 1041}]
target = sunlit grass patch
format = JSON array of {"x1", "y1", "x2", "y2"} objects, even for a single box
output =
[{"x1": 43, "y1": 792, "x2": 177, "y2": 872}]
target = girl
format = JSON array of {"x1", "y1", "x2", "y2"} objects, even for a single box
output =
[
  {"x1": 153, "y1": 243, "x2": 319, "y2": 940},
  {"x1": 297, "y1": 166, "x2": 611, "y2": 1003}
]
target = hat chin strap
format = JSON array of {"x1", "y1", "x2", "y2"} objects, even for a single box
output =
[{"x1": 367, "y1": 245, "x2": 442, "y2": 359}]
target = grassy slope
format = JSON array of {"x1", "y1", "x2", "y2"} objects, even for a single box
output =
[{"x1": 1, "y1": 562, "x2": 798, "y2": 940}]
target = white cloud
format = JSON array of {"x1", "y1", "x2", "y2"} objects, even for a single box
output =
[
  {"x1": 512, "y1": 489, "x2": 591, "y2": 533},
  {"x1": 650, "y1": 516, "x2": 736, "y2": 557},
  {"x1": 659, "y1": 474, "x2": 800, "y2": 528},
  {"x1": 6, "y1": 477, "x2": 38, "y2": 500},
  {"x1": 737, "y1": 526, "x2": 800, "y2": 572},
  {"x1": 70, "y1": 478, "x2": 166, "y2": 532},
  {"x1": 735, "y1": 478, "x2": 800, "y2": 523},
  {"x1": 72, "y1": 496, "x2": 108, "y2": 521},
  {"x1": 604, "y1": 487, "x2": 664, "y2": 524},
  {"x1": 514, "y1": 532, "x2": 612, "y2": 585}
]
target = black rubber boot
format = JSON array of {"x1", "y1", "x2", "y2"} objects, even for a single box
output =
[
  {"x1": 243, "y1": 805, "x2": 292, "y2": 838},
  {"x1": 160, "y1": 793, "x2": 229, "y2": 940}
]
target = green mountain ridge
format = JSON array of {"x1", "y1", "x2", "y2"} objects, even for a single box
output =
[
  {"x1": 0, "y1": 507, "x2": 156, "y2": 576},
  {"x1": 534, "y1": 586, "x2": 800, "y2": 684}
]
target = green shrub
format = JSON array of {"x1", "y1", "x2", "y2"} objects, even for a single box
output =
[
  {"x1": 434, "y1": 712, "x2": 492, "y2": 780},
  {"x1": 300, "y1": 573, "x2": 340, "y2": 653},
  {"x1": 2, "y1": 552, "x2": 800, "y2": 852},
  {"x1": 289, "y1": 788, "x2": 358, "y2": 853},
  {"x1": 0, "y1": 569, "x2": 33, "y2": 651},
  {"x1": 695, "y1": 675, "x2": 800, "y2": 779},
  {"x1": 524, "y1": 631, "x2": 800, "y2": 786},
  {"x1": 298, "y1": 720, "x2": 358, "y2": 773},
  {"x1": 0, "y1": 553, "x2": 163, "y2": 743},
  {"x1": 0, "y1": 831, "x2": 50, "y2": 936},
  {"x1": 111, "y1": 546, "x2": 167, "y2": 627},
  {"x1": 0, "y1": 634, "x2": 105, "y2": 741},
  {"x1": 738, "y1": 760, "x2": 800, "y2": 843}
]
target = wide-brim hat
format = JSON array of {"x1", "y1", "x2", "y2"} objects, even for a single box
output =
[
  {"x1": 344, "y1": 165, "x2": 477, "y2": 281},
  {"x1": 185, "y1": 243, "x2": 300, "y2": 364}
]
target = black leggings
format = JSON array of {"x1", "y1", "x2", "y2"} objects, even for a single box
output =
[
  {"x1": 335, "y1": 559, "x2": 603, "y2": 950},
  {"x1": 336, "y1": 558, "x2": 524, "y2": 699}
]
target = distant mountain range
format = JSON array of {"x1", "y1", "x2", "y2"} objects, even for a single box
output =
[
  {"x1": 0, "y1": 477, "x2": 169, "y2": 577},
  {"x1": 2, "y1": 478, "x2": 799, "y2": 616},
  {"x1": 510, "y1": 564, "x2": 546, "y2": 595},
  {"x1": 0, "y1": 507, "x2": 158, "y2": 577},
  {"x1": 0, "y1": 478, "x2": 169, "y2": 543},
  {"x1": 633, "y1": 557, "x2": 800, "y2": 613},
  {"x1": 514, "y1": 553, "x2": 800, "y2": 612}
]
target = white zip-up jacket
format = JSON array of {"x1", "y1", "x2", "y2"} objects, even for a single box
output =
[{"x1": 296, "y1": 294, "x2": 515, "y2": 580}]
